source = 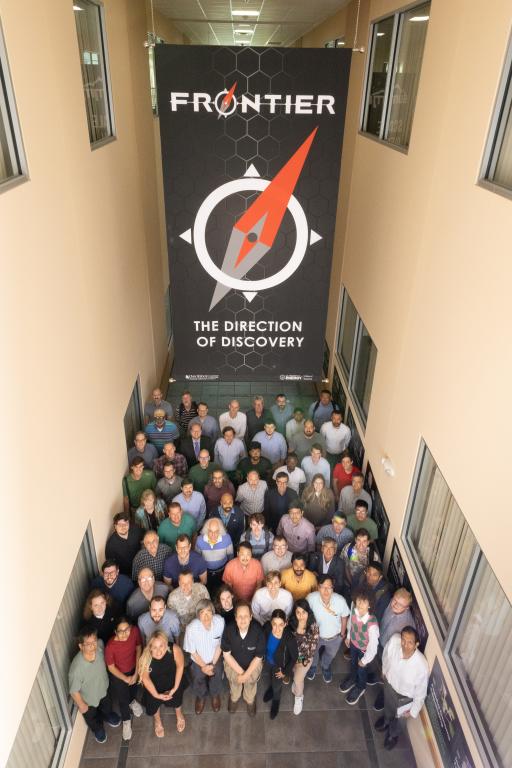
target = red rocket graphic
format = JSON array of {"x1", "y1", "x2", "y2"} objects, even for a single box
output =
[{"x1": 218, "y1": 82, "x2": 237, "y2": 118}]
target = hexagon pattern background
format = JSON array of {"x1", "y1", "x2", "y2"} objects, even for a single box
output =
[{"x1": 156, "y1": 45, "x2": 351, "y2": 380}]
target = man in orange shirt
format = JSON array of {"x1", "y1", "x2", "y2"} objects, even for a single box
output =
[{"x1": 222, "y1": 542, "x2": 264, "y2": 601}]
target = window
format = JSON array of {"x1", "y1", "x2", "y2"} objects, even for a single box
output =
[
  {"x1": 335, "y1": 287, "x2": 377, "y2": 428},
  {"x1": 481, "y1": 37, "x2": 512, "y2": 194},
  {"x1": 362, "y1": 2, "x2": 430, "y2": 149},
  {"x1": 6, "y1": 529, "x2": 97, "y2": 768},
  {"x1": 350, "y1": 321, "x2": 377, "y2": 425},
  {"x1": 0, "y1": 20, "x2": 26, "y2": 187},
  {"x1": 164, "y1": 283, "x2": 173, "y2": 346},
  {"x1": 124, "y1": 376, "x2": 142, "y2": 450},
  {"x1": 148, "y1": 35, "x2": 164, "y2": 115},
  {"x1": 404, "y1": 442, "x2": 512, "y2": 767},
  {"x1": 73, "y1": 0, "x2": 114, "y2": 145},
  {"x1": 336, "y1": 289, "x2": 358, "y2": 378}
]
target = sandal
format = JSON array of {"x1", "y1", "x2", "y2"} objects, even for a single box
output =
[
  {"x1": 176, "y1": 716, "x2": 186, "y2": 733},
  {"x1": 154, "y1": 720, "x2": 165, "y2": 738}
]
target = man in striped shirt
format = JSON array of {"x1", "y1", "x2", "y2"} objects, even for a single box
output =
[
  {"x1": 145, "y1": 409, "x2": 180, "y2": 454},
  {"x1": 195, "y1": 518, "x2": 234, "y2": 591}
]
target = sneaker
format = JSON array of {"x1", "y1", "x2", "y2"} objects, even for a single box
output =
[
  {"x1": 374, "y1": 716, "x2": 387, "y2": 732},
  {"x1": 366, "y1": 674, "x2": 378, "y2": 686},
  {"x1": 343, "y1": 648, "x2": 351, "y2": 661},
  {"x1": 322, "y1": 667, "x2": 333, "y2": 684},
  {"x1": 293, "y1": 696, "x2": 304, "y2": 715},
  {"x1": 270, "y1": 700, "x2": 280, "y2": 720},
  {"x1": 122, "y1": 720, "x2": 132, "y2": 741},
  {"x1": 339, "y1": 676, "x2": 355, "y2": 693},
  {"x1": 263, "y1": 687, "x2": 273, "y2": 703},
  {"x1": 94, "y1": 728, "x2": 107, "y2": 744},
  {"x1": 104, "y1": 712, "x2": 121, "y2": 728},
  {"x1": 306, "y1": 665, "x2": 317, "y2": 681},
  {"x1": 346, "y1": 686, "x2": 365, "y2": 705},
  {"x1": 373, "y1": 690, "x2": 384, "y2": 712},
  {"x1": 129, "y1": 699, "x2": 143, "y2": 717}
]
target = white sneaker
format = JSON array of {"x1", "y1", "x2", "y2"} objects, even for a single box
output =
[
  {"x1": 129, "y1": 699, "x2": 143, "y2": 717},
  {"x1": 293, "y1": 696, "x2": 304, "y2": 715},
  {"x1": 122, "y1": 720, "x2": 132, "y2": 740}
]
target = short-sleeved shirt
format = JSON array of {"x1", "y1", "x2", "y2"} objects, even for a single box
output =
[
  {"x1": 122, "y1": 470, "x2": 157, "y2": 508},
  {"x1": 163, "y1": 551, "x2": 207, "y2": 584},
  {"x1": 307, "y1": 591, "x2": 350, "y2": 638},
  {"x1": 127, "y1": 443, "x2": 159, "y2": 470},
  {"x1": 137, "y1": 609, "x2": 180, "y2": 644},
  {"x1": 105, "y1": 527, "x2": 143, "y2": 576},
  {"x1": 222, "y1": 557, "x2": 264, "y2": 601},
  {"x1": 167, "y1": 583, "x2": 210, "y2": 629},
  {"x1": 332, "y1": 463, "x2": 361, "y2": 491},
  {"x1": 131, "y1": 543, "x2": 173, "y2": 581},
  {"x1": 346, "y1": 514, "x2": 378, "y2": 541},
  {"x1": 144, "y1": 399, "x2": 174, "y2": 423},
  {"x1": 184, "y1": 615, "x2": 225, "y2": 663},
  {"x1": 105, "y1": 625, "x2": 142, "y2": 672},
  {"x1": 157, "y1": 514, "x2": 196, "y2": 550},
  {"x1": 173, "y1": 491, "x2": 206, "y2": 530},
  {"x1": 69, "y1": 647, "x2": 109, "y2": 707},
  {"x1": 126, "y1": 583, "x2": 170, "y2": 621},
  {"x1": 280, "y1": 567, "x2": 318, "y2": 601},
  {"x1": 237, "y1": 456, "x2": 273, "y2": 483},
  {"x1": 145, "y1": 420, "x2": 180, "y2": 453},
  {"x1": 221, "y1": 619, "x2": 265, "y2": 669},
  {"x1": 187, "y1": 462, "x2": 220, "y2": 493}
]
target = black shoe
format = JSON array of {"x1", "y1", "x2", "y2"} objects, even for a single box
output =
[
  {"x1": 270, "y1": 700, "x2": 280, "y2": 720},
  {"x1": 384, "y1": 734, "x2": 399, "y2": 751},
  {"x1": 339, "y1": 676, "x2": 355, "y2": 693},
  {"x1": 374, "y1": 716, "x2": 387, "y2": 732},
  {"x1": 373, "y1": 691, "x2": 384, "y2": 711},
  {"x1": 263, "y1": 687, "x2": 273, "y2": 703}
]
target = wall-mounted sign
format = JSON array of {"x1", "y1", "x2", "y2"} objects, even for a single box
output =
[
  {"x1": 156, "y1": 45, "x2": 351, "y2": 380},
  {"x1": 426, "y1": 659, "x2": 475, "y2": 768}
]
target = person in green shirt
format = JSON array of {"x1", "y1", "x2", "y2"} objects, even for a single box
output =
[
  {"x1": 123, "y1": 456, "x2": 156, "y2": 514},
  {"x1": 157, "y1": 500, "x2": 196, "y2": 550},
  {"x1": 188, "y1": 450, "x2": 220, "y2": 493},
  {"x1": 346, "y1": 500, "x2": 378, "y2": 542}
]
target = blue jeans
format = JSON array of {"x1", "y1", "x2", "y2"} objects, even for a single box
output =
[
  {"x1": 312, "y1": 635, "x2": 342, "y2": 671},
  {"x1": 350, "y1": 644, "x2": 368, "y2": 690}
]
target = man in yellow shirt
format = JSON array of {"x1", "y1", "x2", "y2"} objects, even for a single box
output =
[{"x1": 280, "y1": 553, "x2": 318, "y2": 601}]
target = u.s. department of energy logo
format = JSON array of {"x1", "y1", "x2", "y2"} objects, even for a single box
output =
[{"x1": 179, "y1": 127, "x2": 323, "y2": 311}]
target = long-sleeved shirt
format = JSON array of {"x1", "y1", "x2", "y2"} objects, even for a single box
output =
[
  {"x1": 253, "y1": 431, "x2": 288, "y2": 464},
  {"x1": 301, "y1": 456, "x2": 331, "y2": 487},
  {"x1": 316, "y1": 523, "x2": 354, "y2": 553},
  {"x1": 214, "y1": 437, "x2": 246, "y2": 471},
  {"x1": 236, "y1": 479, "x2": 268, "y2": 517},
  {"x1": 276, "y1": 515, "x2": 316, "y2": 554},
  {"x1": 145, "y1": 420, "x2": 180, "y2": 453},
  {"x1": 173, "y1": 491, "x2": 206, "y2": 530},
  {"x1": 339, "y1": 486, "x2": 373, "y2": 516},
  {"x1": 270, "y1": 403, "x2": 294, "y2": 434},
  {"x1": 219, "y1": 411, "x2": 247, "y2": 440},
  {"x1": 308, "y1": 400, "x2": 334, "y2": 431},
  {"x1": 379, "y1": 606, "x2": 415, "y2": 648},
  {"x1": 320, "y1": 422, "x2": 351, "y2": 455},
  {"x1": 195, "y1": 533, "x2": 234, "y2": 571},
  {"x1": 251, "y1": 587, "x2": 293, "y2": 625},
  {"x1": 382, "y1": 633, "x2": 429, "y2": 718}
]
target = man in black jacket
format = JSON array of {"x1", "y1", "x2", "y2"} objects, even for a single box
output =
[
  {"x1": 179, "y1": 423, "x2": 213, "y2": 468},
  {"x1": 308, "y1": 537, "x2": 345, "y2": 595}
]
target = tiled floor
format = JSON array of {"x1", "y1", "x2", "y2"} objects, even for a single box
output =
[{"x1": 78, "y1": 653, "x2": 417, "y2": 768}]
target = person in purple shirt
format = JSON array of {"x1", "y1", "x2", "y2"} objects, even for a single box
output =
[
  {"x1": 276, "y1": 502, "x2": 316, "y2": 555},
  {"x1": 163, "y1": 534, "x2": 207, "y2": 587}
]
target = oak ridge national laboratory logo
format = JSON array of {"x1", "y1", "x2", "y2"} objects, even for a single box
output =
[{"x1": 178, "y1": 126, "x2": 323, "y2": 311}]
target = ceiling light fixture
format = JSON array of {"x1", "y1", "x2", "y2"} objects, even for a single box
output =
[
  {"x1": 409, "y1": 15, "x2": 429, "y2": 21},
  {"x1": 234, "y1": 29, "x2": 253, "y2": 34},
  {"x1": 73, "y1": 4, "x2": 83, "y2": 9},
  {"x1": 232, "y1": 10, "x2": 260, "y2": 17},
  {"x1": 377, "y1": 32, "x2": 385, "y2": 36}
]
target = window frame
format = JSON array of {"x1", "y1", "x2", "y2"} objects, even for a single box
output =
[
  {"x1": 479, "y1": 30, "x2": 512, "y2": 201},
  {"x1": 0, "y1": 18, "x2": 28, "y2": 192},
  {"x1": 359, "y1": 0, "x2": 431, "y2": 152},
  {"x1": 403, "y1": 440, "x2": 510, "y2": 768},
  {"x1": 335, "y1": 285, "x2": 358, "y2": 382},
  {"x1": 74, "y1": 0, "x2": 116, "y2": 149},
  {"x1": 348, "y1": 317, "x2": 377, "y2": 428}
]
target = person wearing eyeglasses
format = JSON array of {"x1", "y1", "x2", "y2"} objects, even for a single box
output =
[{"x1": 105, "y1": 617, "x2": 143, "y2": 740}]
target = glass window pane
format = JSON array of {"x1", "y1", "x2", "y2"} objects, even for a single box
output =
[
  {"x1": 451, "y1": 559, "x2": 512, "y2": 766},
  {"x1": 492, "y1": 81, "x2": 512, "y2": 190},
  {"x1": 73, "y1": 0, "x2": 113, "y2": 144},
  {"x1": 351, "y1": 323, "x2": 376, "y2": 422},
  {"x1": 385, "y1": 3, "x2": 430, "y2": 147},
  {"x1": 364, "y1": 16, "x2": 395, "y2": 137},
  {"x1": 408, "y1": 446, "x2": 477, "y2": 630},
  {"x1": 337, "y1": 291, "x2": 357, "y2": 377},
  {"x1": 0, "y1": 24, "x2": 24, "y2": 185},
  {"x1": 6, "y1": 657, "x2": 66, "y2": 768}
]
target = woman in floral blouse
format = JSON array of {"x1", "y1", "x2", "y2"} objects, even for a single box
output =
[{"x1": 288, "y1": 599, "x2": 319, "y2": 715}]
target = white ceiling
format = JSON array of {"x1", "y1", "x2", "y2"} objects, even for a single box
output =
[{"x1": 152, "y1": 0, "x2": 350, "y2": 47}]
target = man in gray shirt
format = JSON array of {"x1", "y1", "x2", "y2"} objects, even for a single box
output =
[
  {"x1": 137, "y1": 595, "x2": 180, "y2": 644},
  {"x1": 188, "y1": 402, "x2": 220, "y2": 442},
  {"x1": 144, "y1": 387, "x2": 173, "y2": 425},
  {"x1": 156, "y1": 462, "x2": 183, "y2": 505},
  {"x1": 288, "y1": 419, "x2": 326, "y2": 463},
  {"x1": 373, "y1": 587, "x2": 416, "y2": 711},
  {"x1": 127, "y1": 431, "x2": 158, "y2": 470},
  {"x1": 236, "y1": 470, "x2": 268, "y2": 517},
  {"x1": 338, "y1": 473, "x2": 373, "y2": 516},
  {"x1": 260, "y1": 535, "x2": 293, "y2": 574}
]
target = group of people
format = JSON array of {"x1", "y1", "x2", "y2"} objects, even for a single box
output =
[{"x1": 69, "y1": 386, "x2": 429, "y2": 753}]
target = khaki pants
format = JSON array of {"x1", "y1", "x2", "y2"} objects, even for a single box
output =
[
  {"x1": 224, "y1": 659, "x2": 263, "y2": 704},
  {"x1": 293, "y1": 660, "x2": 312, "y2": 697}
]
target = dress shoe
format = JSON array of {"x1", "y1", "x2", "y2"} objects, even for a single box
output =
[
  {"x1": 211, "y1": 695, "x2": 221, "y2": 712},
  {"x1": 228, "y1": 697, "x2": 238, "y2": 713},
  {"x1": 374, "y1": 716, "x2": 387, "y2": 732},
  {"x1": 263, "y1": 686, "x2": 273, "y2": 703},
  {"x1": 195, "y1": 697, "x2": 205, "y2": 715},
  {"x1": 384, "y1": 734, "x2": 399, "y2": 751},
  {"x1": 247, "y1": 700, "x2": 257, "y2": 716},
  {"x1": 270, "y1": 700, "x2": 280, "y2": 720}
]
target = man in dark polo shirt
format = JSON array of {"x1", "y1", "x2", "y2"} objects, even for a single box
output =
[
  {"x1": 237, "y1": 441, "x2": 272, "y2": 483},
  {"x1": 105, "y1": 513, "x2": 143, "y2": 577},
  {"x1": 91, "y1": 561, "x2": 135, "y2": 609},
  {"x1": 263, "y1": 472, "x2": 298, "y2": 532},
  {"x1": 221, "y1": 601, "x2": 265, "y2": 716},
  {"x1": 162, "y1": 534, "x2": 207, "y2": 587}
]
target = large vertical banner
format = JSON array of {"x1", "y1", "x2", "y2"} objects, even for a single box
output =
[{"x1": 156, "y1": 45, "x2": 351, "y2": 381}]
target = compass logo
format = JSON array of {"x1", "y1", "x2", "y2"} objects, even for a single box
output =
[{"x1": 179, "y1": 128, "x2": 323, "y2": 311}]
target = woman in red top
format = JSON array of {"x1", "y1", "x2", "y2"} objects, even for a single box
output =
[
  {"x1": 105, "y1": 617, "x2": 143, "y2": 741},
  {"x1": 332, "y1": 451, "x2": 361, "y2": 501}
]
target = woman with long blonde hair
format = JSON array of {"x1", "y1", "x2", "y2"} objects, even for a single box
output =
[{"x1": 138, "y1": 630, "x2": 186, "y2": 737}]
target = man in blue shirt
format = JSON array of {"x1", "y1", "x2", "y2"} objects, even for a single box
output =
[
  {"x1": 308, "y1": 390, "x2": 335, "y2": 432},
  {"x1": 91, "y1": 560, "x2": 135, "y2": 608},
  {"x1": 163, "y1": 534, "x2": 208, "y2": 586},
  {"x1": 145, "y1": 409, "x2": 180, "y2": 454}
]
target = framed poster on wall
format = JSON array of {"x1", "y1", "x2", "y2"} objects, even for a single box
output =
[
  {"x1": 388, "y1": 540, "x2": 429, "y2": 652},
  {"x1": 323, "y1": 339, "x2": 330, "y2": 379},
  {"x1": 426, "y1": 659, "x2": 475, "y2": 768},
  {"x1": 364, "y1": 462, "x2": 390, "y2": 558}
]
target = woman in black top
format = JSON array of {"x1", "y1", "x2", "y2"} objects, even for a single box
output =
[
  {"x1": 139, "y1": 630, "x2": 186, "y2": 737},
  {"x1": 214, "y1": 584, "x2": 235, "y2": 624},
  {"x1": 263, "y1": 609, "x2": 298, "y2": 719},
  {"x1": 82, "y1": 589, "x2": 121, "y2": 644}
]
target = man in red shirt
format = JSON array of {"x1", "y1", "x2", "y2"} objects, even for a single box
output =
[
  {"x1": 332, "y1": 451, "x2": 361, "y2": 502},
  {"x1": 222, "y1": 542, "x2": 264, "y2": 601}
]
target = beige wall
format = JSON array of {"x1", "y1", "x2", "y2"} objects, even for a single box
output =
[
  {"x1": 303, "y1": 0, "x2": 512, "y2": 766},
  {"x1": 0, "y1": 0, "x2": 168, "y2": 763}
]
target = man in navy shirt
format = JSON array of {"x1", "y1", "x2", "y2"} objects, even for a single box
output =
[
  {"x1": 162, "y1": 534, "x2": 207, "y2": 587},
  {"x1": 91, "y1": 560, "x2": 135, "y2": 608}
]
